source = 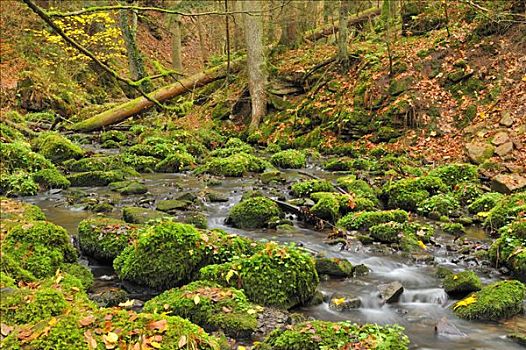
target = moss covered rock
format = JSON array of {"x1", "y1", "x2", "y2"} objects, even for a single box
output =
[
  {"x1": 254, "y1": 320, "x2": 409, "y2": 350},
  {"x1": 32, "y1": 132, "x2": 84, "y2": 163},
  {"x1": 468, "y1": 192, "x2": 504, "y2": 214},
  {"x1": 144, "y1": 280, "x2": 259, "y2": 338},
  {"x1": 337, "y1": 210, "x2": 409, "y2": 230},
  {"x1": 417, "y1": 193, "x2": 461, "y2": 219},
  {"x1": 122, "y1": 206, "x2": 171, "y2": 224},
  {"x1": 67, "y1": 170, "x2": 128, "y2": 187},
  {"x1": 200, "y1": 242, "x2": 319, "y2": 309},
  {"x1": 270, "y1": 150, "x2": 307, "y2": 169},
  {"x1": 32, "y1": 168, "x2": 70, "y2": 189},
  {"x1": 383, "y1": 176, "x2": 448, "y2": 211},
  {"x1": 78, "y1": 217, "x2": 138, "y2": 262},
  {"x1": 0, "y1": 171, "x2": 39, "y2": 196},
  {"x1": 109, "y1": 180, "x2": 148, "y2": 195},
  {"x1": 227, "y1": 196, "x2": 281, "y2": 229},
  {"x1": 155, "y1": 151, "x2": 195, "y2": 172},
  {"x1": 64, "y1": 156, "x2": 122, "y2": 172},
  {"x1": 483, "y1": 193, "x2": 526, "y2": 232},
  {"x1": 452, "y1": 280, "x2": 525, "y2": 321},
  {"x1": 315, "y1": 257, "x2": 353, "y2": 278},
  {"x1": 488, "y1": 219, "x2": 526, "y2": 281},
  {"x1": 428, "y1": 163, "x2": 479, "y2": 188},
  {"x1": 443, "y1": 271, "x2": 482, "y2": 296},
  {"x1": 201, "y1": 152, "x2": 268, "y2": 177},
  {"x1": 291, "y1": 180, "x2": 335, "y2": 197}
]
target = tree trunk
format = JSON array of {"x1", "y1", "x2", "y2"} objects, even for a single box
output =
[
  {"x1": 169, "y1": 14, "x2": 183, "y2": 72},
  {"x1": 71, "y1": 58, "x2": 245, "y2": 132},
  {"x1": 118, "y1": 1, "x2": 148, "y2": 88},
  {"x1": 242, "y1": 0, "x2": 268, "y2": 133},
  {"x1": 195, "y1": 15, "x2": 207, "y2": 66},
  {"x1": 279, "y1": 0, "x2": 298, "y2": 47},
  {"x1": 232, "y1": 0, "x2": 243, "y2": 51},
  {"x1": 338, "y1": 0, "x2": 351, "y2": 67}
]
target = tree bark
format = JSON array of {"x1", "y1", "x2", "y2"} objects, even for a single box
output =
[
  {"x1": 242, "y1": 0, "x2": 268, "y2": 133},
  {"x1": 338, "y1": 0, "x2": 351, "y2": 67},
  {"x1": 169, "y1": 14, "x2": 183, "y2": 71},
  {"x1": 119, "y1": 1, "x2": 148, "y2": 86},
  {"x1": 71, "y1": 58, "x2": 245, "y2": 132},
  {"x1": 279, "y1": 0, "x2": 298, "y2": 47},
  {"x1": 195, "y1": 14, "x2": 207, "y2": 66}
]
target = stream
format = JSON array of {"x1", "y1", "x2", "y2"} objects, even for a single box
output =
[{"x1": 22, "y1": 162, "x2": 525, "y2": 349}]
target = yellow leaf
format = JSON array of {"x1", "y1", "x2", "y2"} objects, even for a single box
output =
[
  {"x1": 225, "y1": 269, "x2": 236, "y2": 283},
  {"x1": 417, "y1": 240, "x2": 427, "y2": 250},
  {"x1": 48, "y1": 317, "x2": 57, "y2": 326},
  {"x1": 453, "y1": 295, "x2": 477, "y2": 310},
  {"x1": 151, "y1": 341, "x2": 161, "y2": 349},
  {"x1": 238, "y1": 346, "x2": 247, "y2": 350},
  {"x1": 103, "y1": 332, "x2": 119, "y2": 349},
  {"x1": 453, "y1": 275, "x2": 458, "y2": 280},
  {"x1": 247, "y1": 309, "x2": 257, "y2": 315},
  {"x1": 118, "y1": 300, "x2": 135, "y2": 308},
  {"x1": 193, "y1": 295, "x2": 200, "y2": 305},
  {"x1": 332, "y1": 297, "x2": 346, "y2": 306},
  {"x1": 522, "y1": 74, "x2": 526, "y2": 82}
]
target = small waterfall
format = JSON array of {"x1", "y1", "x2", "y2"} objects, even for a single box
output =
[{"x1": 400, "y1": 288, "x2": 448, "y2": 305}]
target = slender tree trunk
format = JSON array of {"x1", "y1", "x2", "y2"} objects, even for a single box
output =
[
  {"x1": 279, "y1": 0, "x2": 298, "y2": 47},
  {"x1": 195, "y1": 15, "x2": 207, "y2": 66},
  {"x1": 242, "y1": 0, "x2": 268, "y2": 133},
  {"x1": 169, "y1": 14, "x2": 183, "y2": 72},
  {"x1": 118, "y1": 1, "x2": 148, "y2": 89},
  {"x1": 338, "y1": 0, "x2": 351, "y2": 68},
  {"x1": 232, "y1": 0, "x2": 243, "y2": 51}
]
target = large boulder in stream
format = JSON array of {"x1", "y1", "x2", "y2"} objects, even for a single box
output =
[
  {"x1": 452, "y1": 280, "x2": 525, "y2": 321},
  {"x1": 377, "y1": 281, "x2": 404, "y2": 303},
  {"x1": 442, "y1": 271, "x2": 481, "y2": 296},
  {"x1": 122, "y1": 206, "x2": 171, "y2": 224},
  {"x1": 227, "y1": 196, "x2": 282, "y2": 229},
  {"x1": 31, "y1": 132, "x2": 84, "y2": 164},
  {"x1": 328, "y1": 292, "x2": 361, "y2": 311}
]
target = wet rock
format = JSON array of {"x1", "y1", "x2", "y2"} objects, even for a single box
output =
[
  {"x1": 205, "y1": 190, "x2": 229, "y2": 202},
  {"x1": 315, "y1": 257, "x2": 353, "y2": 278},
  {"x1": 156, "y1": 199, "x2": 193, "y2": 212},
  {"x1": 464, "y1": 142, "x2": 494, "y2": 164},
  {"x1": 443, "y1": 271, "x2": 482, "y2": 297},
  {"x1": 500, "y1": 113, "x2": 514, "y2": 127},
  {"x1": 90, "y1": 287, "x2": 128, "y2": 307},
  {"x1": 377, "y1": 281, "x2": 404, "y2": 303},
  {"x1": 491, "y1": 173, "x2": 526, "y2": 194},
  {"x1": 495, "y1": 141, "x2": 514, "y2": 157},
  {"x1": 122, "y1": 206, "x2": 171, "y2": 224},
  {"x1": 304, "y1": 290, "x2": 325, "y2": 306},
  {"x1": 254, "y1": 307, "x2": 292, "y2": 339},
  {"x1": 435, "y1": 317, "x2": 467, "y2": 337},
  {"x1": 508, "y1": 333, "x2": 526, "y2": 346},
  {"x1": 492, "y1": 131, "x2": 510, "y2": 146},
  {"x1": 109, "y1": 180, "x2": 147, "y2": 195},
  {"x1": 328, "y1": 292, "x2": 361, "y2": 311},
  {"x1": 261, "y1": 170, "x2": 286, "y2": 184},
  {"x1": 353, "y1": 264, "x2": 370, "y2": 277}
]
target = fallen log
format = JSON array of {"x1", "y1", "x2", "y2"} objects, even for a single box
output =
[
  {"x1": 71, "y1": 57, "x2": 245, "y2": 132},
  {"x1": 304, "y1": 7, "x2": 381, "y2": 42}
]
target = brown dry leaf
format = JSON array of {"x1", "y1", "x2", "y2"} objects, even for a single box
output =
[
  {"x1": 79, "y1": 315, "x2": 96, "y2": 327},
  {"x1": 1, "y1": 323, "x2": 13, "y2": 336},
  {"x1": 84, "y1": 330, "x2": 98, "y2": 350},
  {"x1": 103, "y1": 331, "x2": 119, "y2": 349},
  {"x1": 221, "y1": 306, "x2": 232, "y2": 313},
  {"x1": 178, "y1": 334, "x2": 187, "y2": 348},
  {"x1": 148, "y1": 319, "x2": 168, "y2": 333},
  {"x1": 17, "y1": 327, "x2": 33, "y2": 341}
]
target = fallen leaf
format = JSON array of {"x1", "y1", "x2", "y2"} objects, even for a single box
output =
[
  {"x1": 103, "y1": 332, "x2": 119, "y2": 349},
  {"x1": 193, "y1": 295, "x2": 200, "y2": 305},
  {"x1": 221, "y1": 306, "x2": 232, "y2": 313},
  {"x1": 148, "y1": 319, "x2": 168, "y2": 333},
  {"x1": 84, "y1": 330, "x2": 97, "y2": 350},
  {"x1": 79, "y1": 315, "x2": 96, "y2": 327},
  {"x1": 453, "y1": 295, "x2": 477, "y2": 310},
  {"x1": 1, "y1": 323, "x2": 13, "y2": 336},
  {"x1": 332, "y1": 297, "x2": 346, "y2": 306},
  {"x1": 151, "y1": 341, "x2": 162, "y2": 349},
  {"x1": 118, "y1": 300, "x2": 135, "y2": 308},
  {"x1": 178, "y1": 334, "x2": 187, "y2": 348}
]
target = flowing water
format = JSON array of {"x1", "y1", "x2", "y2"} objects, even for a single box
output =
[{"x1": 22, "y1": 166, "x2": 525, "y2": 349}]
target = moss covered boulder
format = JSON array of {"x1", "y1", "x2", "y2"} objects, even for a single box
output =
[
  {"x1": 452, "y1": 280, "x2": 525, "y2": 321},
  {"x1": 0, "y1": 197, "x2": 45, "y2": 235},
  {"x1": 417, "y1": 193, "x2": 461, "y2": 219},
  {"x1": 32, "y1": 132, "x2": 84, "y2": 163},
  {"x1": 483, "y1": 193, "x2": 526, "y2": 232},
  {"x1": 155, "y1": 151, "x2": 195, "y2": 172},
  {"x1": 227, "y1": 196, "x2": 281, "y2": 229},
  {"x1": 337, "y1": 210, "x2": 409, "y2": 230},
  {"x1": 382, "y1": 175, "x2": 448, "y2": 211},
  {"x1": 443, "y1": 271, "x2": 482, "y2": 296},
  {"x1": 270, "y1": 150, "x2": 307, "y2": 169},
  {"x1": 108, "y1": 180, "x2": 147, "y2": 195},
  {"x1": 428, "y1": 163, "x2": 479, "y2": 188},
  {"x1": 315, "y1": 257, "x2": 353, "y2": 278},
  {"x1": 254, "y1": 320, "x2": 409, "y2": 350},
  {"x1": 122, "y1": 206, "x2": 171, "y2": 224},
  {"x1": 488, "y1": 219, "x2": 526, "y2": 281},
  {"x1": 199, "y1": 242, "x2": 319, "y2": 309},
  {"x1": 468, "y1": 192, "x2": 504, "y2": 214},
  {"x1": 144, "y1": 280, "x2": 259, "y2": 338},
  {"x1": 67, "y1": 170, "x2": 128, "y2": 187},
  {"x1": 78, "y1": 217, "x2": 139, "y2": 262},
  {"x1": 64, "y1": 155, "x2": 122, "y2": 172},
  {"x1": 201, "y1": 152, "x2": 268, "y2": 177},
  {"x1": 32, "y1": 168, "x2": 70, "y2": 189},
  {"x1": 291, "y1": 180, "x2": 335, "y2": 197}
]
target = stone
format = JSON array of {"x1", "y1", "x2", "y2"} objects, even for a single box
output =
[
  {"x1": 315, "y1": 257, "x2": 353, "y2": 278},
  {"x1": 435, "y1": 317, "x2": 467, "y2": 337},
  {"x1": 491, "y1": 131, "x2": 510, "y2": 146},
  {"x1": 500, "y1": 113, "x2": 514, "y2": 127},
  {"x1": 464, "y1": 142, "x2": 494, "y2": 164},
  {"x1": 205, "y1": 190, "x2": 229, "y2": 202},
  {"x1": 156, "y1": 199, "x2": 193, "y2": 212},
  {"x1": 495, "y1": 142, "x2": 514, "y2": 157},
  {"x1": 109, "y1": 180, "x2": 147, "y2": 195},
  {"x1": 353, "y1": 264, "x2": 370, "y2": 277},
  {"x1": 377, "y1": 281, "x2": 404, "y2": 303},
  {"x1": 328, "y1": 292, "x2": 361, "y2": 311},
  {"x1": 491, "y1": 174, "x2": 526, "y2": 194},
  {"x1": 122, "y1": 206, "x2": 171, "y2": 224},
  {"x1": 261, "y1": 170, "x2": 285, "y2": 184}
]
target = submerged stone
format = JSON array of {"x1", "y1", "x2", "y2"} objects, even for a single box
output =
[
  {"x1": 377, "y1": 281, "x2": 404, "y2": 303},
  {"x1": 328, "y1": 292, "x2": 361, "y2": 311}
]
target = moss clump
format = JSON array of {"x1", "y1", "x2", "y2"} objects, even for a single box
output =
[
  {"x1": 3, "y1": 221, "x2": 78, "y2": 279},
  {"x1": 468, "y1": 192, "x2": 504, "y2": 214},
  {"x1": 383, "y1": 176, "x2": 448, "y2": 211},
  {"x1": 452, "y1": 280, "x2": 525, "y2": 321},
  {"x1": 209, "y1": 137, "x2": 254, "y2": 157},
  {"x1": 336, "y1": 177, "x2": 379, "y2": 204},
  {"x1": 67, "y1": 170, "x2": 128, "y2": 187},
  {"x1": 443, "y1": 271, "x2": 482, "y2": 296},
  {"x1": 315, "y1": 257, "x2": 353, "y2": 278},
  {"x1": 100, "y1": 130, "x2": 126, "y2": 144},
  {"x1": 369, "y1": 222, "x2": 411, "y2": 243},
  {"x1": 0, "y1": 197, "x2": 45, "y2": 222},
  {"x1": 64, "y1": 156, "x2": 122, "y2": 172},
  {"x1": 310, "y1": 193, "x2": 341, "y2": 222},
  {"x1": 227, "y1": 197, "x2": 281, "y2": 229},
  {"x1": 201, "y1": 152, "x2": 268, "y2": 177},
  {"x1": 453, "y1": 182, "x2": 483, "y2": 206},
  {"x1": 122, "y1": 206, "x2": 171, "y2": 224},
  {"x1": 483, "y1": 193, "x2": 526, "y2": 231},
  {"x1": 270, "y1": 150, "x2": 307, "y2": 169},
  {"x1": 442, "y1": 222, "x2": 465, "y2": 236},
  {"x1": 291, "y1": 180, "x2": 335, "y2": 197},
  {"x1": 155, "y1": 151, "x2": 195, "y2": 172},
  {"x1": 121, "y1": 154, "x2": 158, "y2": 172},
  {"x1": 32, "y1": 168, "x2": 70, "y2": 189},
  {"x1": 108, "y1": 180, "x2": 147, "y2": 195},
  {"x1": 488, "y1": 220, "x2": 526, "y2": 281},
  {"x1": 61, "y1": 263, "x2": 94, "y2": 290},
  {"x1": 337, "y1": 210, "x2": 408, "y2": 230},
  {"x1": 200, "y1": 242, "x2": 319, "y2": 309},
  {"x1": 78, "y1": 217, "x2": 138, "y2": 262},
  {"x1": 144, "y1": 280, "x2": 259, "y2": 338},
  {"x1": 428, "y1": 163, "x2": 479, "y2": 188},
  {"x1": 417, "y1": 193, "x2": 461, "y2": 218},
  {"x1": 32, "y1": 132, "x2": 84, "y2": 163},
  {"x1": 0, "y1": 171, "x2": 39, "y2": 196},
  {"x1": 255, "y1": 320, "x2": 409, "y2": 350},
  {"x1": 0, "y1": 141, "x2": 53, "y2": 173}
]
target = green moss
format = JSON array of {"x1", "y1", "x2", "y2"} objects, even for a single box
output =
[
  {"x1": 200, "y1": 152, "x2": 268, "y2": 177},
  {"x1": 60, "y1": 263, "x2": 94, "y2": 290},
  {"x1": 383, "y1": 176, "x2": 447, "y2": 210},
  {"x1": 209, "y1": 137, "x2": 254, "y2": 158},
  {"x1": 442, "y1": 222, "x2": 466, "y2": 236},
  {"x1": 100, "y1": 130, "x2": 126, "y2": 144},
  {"x1": 108, "y1": 180, "x2": 147, "y2": 195},
  {"x1": 388, "y1": 77, "x2": 412, "y2": 96},
  {"x1": 468, "y1": 192, "x2": 504, "y2": 214},
  {"x1": 337, "y1": 177, "x2": 379, "y2": 204},
  {"x1": 228, "y1": 197, "x2": 281, "y2": 229},
  {"x1": 144, "y1": 280, "x2": 258, "y2": 338},
  {"x1": 337, "y1": 210, "x2": 409, "y2": 230},
  {"x1": 0, "y1": 253, "x2": 36, "y2": 284},
  {"x1": 0, "y1": 123, "x2": 25, "y2": 143},
  {"x1": 0, "y1": 271, "x2": 16, "y2": 288},
  {"x1": 315, "y1": 257, "x2": 353, "y2": 277},
  {"x1": 310, "y1": 193, "x2": 341, "y2": 222},
  {"x1": 78, "y1": 217, "x2": 138, "y2": 262},
  {"x1": 483, "y1": 193, "x2": 526, "y2": 231},
  {"x1": 488, "y1": 220, "x2": 526, "y2": 281},
  {"x1": 255, "y1": 320, "x2": 409, "y2": 350},
  {"x1": 417, "y1": 193, "x2": 461, "y2": 218},
  {"x1": 428, "y1": 164, "x2": 479, "y2": 188},
  {"x1": 67, "y1": 170, "x2": 128, "y2": 187},
  {"x1": 64, "y1": 156, "x2": 122, "y2": 172},
  {"x1": 291, "y1": 180, "x2": 335, "y2": 197},
  {"x1": 443, "y1": 271, "x2": 482, "y2": 296},
  {"x1": 122, "y1": 206, "x2": 171, "y2": 224},
  {"x1": 452, "y1": 280, "x2": 525, "y2": 321},
  {"x1": 32, "y1": 132, "x2": 84, "y2": 163},
  {"x1": 0, "y1": 171, "x2": 39, "y2": 196},
  {"x1": 3, "y1": 221, "x2": 77, "y2": 279},
  {"x1": 32, "y1": 168, "x2": 70, "y2": 189},
  {"x1": 0, "y1": 141, "x2": 53, "y2": 173},
  {"x1": 453, "y1": 182, "x2": 483, "y2": 206},
  {"x1": 0, "y1": 197, "x2": 45, "y2": 222},
  {"x1": 155, "y1": 151, "x2": 195, "y2": 172},
  {"x1": 270, "y1": 150, "x2": 307, "y2": 169},
  {"x1": 121, "y1": 154, "x2": 158, "y2": 172},
  {"x1": 199, "y1": 242, "x2": 319, "y2": 309},
  {"x1": 1, "y1": 287, "x2": 68, "y2": 325},
  {"x1": 369, "y1": 222, "x2": 411, "y2": 243}
]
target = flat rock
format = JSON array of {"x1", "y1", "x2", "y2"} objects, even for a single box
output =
[
  {"x1": 435, "y1": 317, "x2": 467, "y2": 337},
  {"x1": 122, "y1": 206, "x2": 171, "y2": 224},
  {"x1": 205, "y1": 190, "x2": 229, "y2": 202},
  {"x1": 465, "y1": 142, "x2": 494, "y2": 164},
  {"x1": 377, "y1": 281, "x2": 404, "y2": 303},
  {"x1": 491, "y1": 173, "x2": 526, "y2": 194},
  {"x1": 500, "y1": 113, "x2": 514, "y2": 127},
  {"x1": 328, "y1": 292, "x2": 361, "y2": 311},
  {"x1": 495, "y1": 141, "x2": 514, "y2": 157},
  {"x1": 156, "y1": 199, "x2": 193, "y2": 212},
  {"x1": 492, "y1": 131, "x2": 510, "y2": 146}
]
